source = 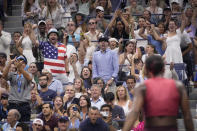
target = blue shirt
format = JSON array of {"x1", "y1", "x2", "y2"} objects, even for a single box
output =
[
  {"x1": 147, "y1": 35, "x2": 165, "y2": 56},
  {"x1": 79, "y1": 118, "x2": 109, "y2": 131},
  {"x1": 92, "y1": 48, "x2": 119, "y2": 83},
  {"x1": 39, "y1": 89, "x2": 57, "y2": 102},
  {"x1": 67, "y1": 34, "x2": 80, "y2": 46}
]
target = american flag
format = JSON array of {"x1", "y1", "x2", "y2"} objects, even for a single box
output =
[{"x1": 40, "y1": 42, "x2": 67, "y2": 75}]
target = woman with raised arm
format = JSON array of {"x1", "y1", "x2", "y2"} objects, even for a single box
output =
[{"x1": 16, "y1": 22, "x2": 37, "y2": 65}]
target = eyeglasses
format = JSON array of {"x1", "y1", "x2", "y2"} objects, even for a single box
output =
[{"x1": 89, "y1": 22, "x2": 96, "y2": 25}]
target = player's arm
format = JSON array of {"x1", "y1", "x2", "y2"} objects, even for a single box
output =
[
  {"x1": 176, "y1": 81, "x2": 194, "y2": 131},
  {"x1": 122, "y1": 83, "x2": 145, "y2": 131}
]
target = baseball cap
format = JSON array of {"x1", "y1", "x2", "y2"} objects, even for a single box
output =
[
  {"x1": 109, "y1": 38, "x2": 118, "y2": 43},
  {"x1": 16, "y1": 55, "x2": 27, "y2": 64},
  {"x1": 47, "y1": 28, "x2": 59, "y2": 38},
  {"x1": 33, "y1": 118, "x2": 44, "y2": 126},
  {"x1": 96, "y1": 6, "x2": 104, "y2": 12},
  {"x1": 58, "y1": 116, "x2": 69, "y2": 123},
  {"x1": 38, "y1": 20, "x2": 46, "y2": 26},
  {"x1": 98, "y1": 35, "x2": 108, "y2": 42},
  {"x1": 1, "y1": 93, "x2": 8, "y2": 99},
  {"x1": 0, "y1": 52, "x2": 7, "y2": 59},
  {"x1": 171, "y1": 0, "x2": 179, "y2": 4}
]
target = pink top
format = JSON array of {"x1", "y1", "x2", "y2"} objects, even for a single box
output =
[
  {"x1": 133, "y1": 121, "x2": 144, "y2": 131},
  {"x1": 144, "y1": 77, "x2": 180, "y2": 117}
]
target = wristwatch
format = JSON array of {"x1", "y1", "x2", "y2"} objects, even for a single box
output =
[{"x1": 111, "y1": 77, "x2": 114, "y2": 81}]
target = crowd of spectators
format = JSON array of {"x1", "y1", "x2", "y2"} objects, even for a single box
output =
[{"x1": 0, "y1": 0, "x2": 197, "y2": 130}]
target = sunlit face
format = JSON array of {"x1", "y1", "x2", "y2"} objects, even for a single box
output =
[
  {"x1": 146, "y1": 45, "x2": 154, "y2": 54},
  {"x1": 54, "y1": 97, "x2": 63, "y2": 108},
  {"x1": 138, "y1": 18, "x2": 145, "y2": 27},
  {"x1": 91, "y1": 86, "x2": 101, "y2": 99},
  {"x1": 79, "y1": 96, "x2": 88, "y2": 107},
  {"x1": 13, "y1": 33, "x2": 21, "y2": 43},
  {"x1": 65, "y1": 85, "x2": 75, "y2": 98},
  {"x1": 49, "y1": 32, "x2": 58, "y2": 44},
  {"x1": 48, "y1": 0, "x2": 56, "y2": 6},
  {"x1": 126, "y1": 43, "x2": 135, "y2": 53},
  {"x1": 117, "y1": 86, "x2": 126, "y2": 99},
  {"x1": 109, "y1": 41, "x2": 117, "y2": 50},
  {"x1": 168, "y1": 21, "x2": 176, "y2": 31},
  {"x1": 89, "y1": 109, "x2": 99, "y2": 124},
  {"x1": 158, "y1": 24, "x2": 165, "y2": 34},
  {"x1": 82, "y1": 68, "x2": 90, "y2": 79},
  {"x1": 126, "y1": 79, "x2": 135, "y2": 90},
  {"x1": 88, "y1": 19, "x2": 96, "y2": 30},
  {"x1": 74, "y1": 79, "x2": 82, "y2": 90},
  {"x1": 29, "y1": 63, "x2": 38, "y2": 74},
  {"x1": 24, "y1": 24, "x2": 32, "y2": 35}
]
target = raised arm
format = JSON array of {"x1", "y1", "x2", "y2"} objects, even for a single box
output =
[
  {"x1": 108, "y1": 10, "x2": 119, "y2": 34},
  {"x1": 120, "y1": 12, "x2": 130, "y2": 34},
  {"x1": 191, "y1": 7, "x2": 197, "y2": 27},
  {"x1": 2, "y1": 59, "x2": 14, "y2": 80},
  {"x1": 180, "y1": 12, "x2": 186, "y2": 33},
  {"x1": 16, "y1": 60, "x2": 32, "y2": 81}
]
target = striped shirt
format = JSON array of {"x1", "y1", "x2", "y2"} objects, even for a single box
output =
[{"x1": 39, "y1": 41, "x2": 67, "y2": 76}]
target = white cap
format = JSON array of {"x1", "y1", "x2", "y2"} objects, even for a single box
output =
[
  {"x1": 109, "y1": 38, "x2": 118, "y2": 43},
  {"x1": 38, "y1": 20, "x2": 46, "y2": 26},
  {"x1": 96, "y1": 6, "x2": 104, "y2": 12},
  {"x1": 33, "y1": 118, "x2": 43, "y2": 126},
  {"x1": 42, "y1": 69, "x2": 52, "y2": 74},
  {"x1": 171, "y1": 0, "x2": 179, "y2": 4},
  {"x1": 48, "y1": 28, "x2": 58, "y2": 36},
  {"x1": 129, "y1": 39, "x2": 137, "y2": 44}
]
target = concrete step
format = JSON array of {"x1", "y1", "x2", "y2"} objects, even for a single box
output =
[
  {"x1": 12, "y1": 5, "x2": 22, "y2": 10},
  {"x1": 12, "y1": 0, "x2": 23, "y2": 5},
  {"x1": 4, "y1": 27, "x2": 23, "y2": 34},
  {"x1": 191, "y1": 109, "x2": 197, "y2": 118},
  {"x1": 190, "y1": 100, "x2": 197, "y2": 109},
  {"x1": 178, "y1": 119, "x2": 197, "y2": 130},
  {"x1": 7, "y1": 16, "x2": 22, "y2": 21},
  {"x1": 4, "y1": 21, "x2": 22, "y2": 28},
  {"x1": 12, "y1": 9, "x2": 21, "y2": 16}
]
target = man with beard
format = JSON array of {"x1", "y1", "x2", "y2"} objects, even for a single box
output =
[
  {"x1": 34, "y1": 28, "x2": 69, "y2": 84},
  {"x1": 32, "y1": 20, "x2": 47, "y2": 72},
  {"x1": 38, "y1": 102, "x2": 58, "y2": 131},
  {"x1": 38, "y1": 74, "x2": 57, "y2": 102}
]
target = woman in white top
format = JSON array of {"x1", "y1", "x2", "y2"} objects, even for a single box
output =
[
  {"x1": 16, "y1": 22, "x2": 36, "y2": 65},
  {"x1": 115, "y1": 86, "x2": 132, "y2": 115},
  {"x1": 146, "y1": 0, "x2": 163, "y2": 20},
  {"x1": 40, "y1": 0, "x2": 65, "y2": 29}
]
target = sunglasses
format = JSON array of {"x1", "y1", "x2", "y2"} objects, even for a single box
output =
[
  {"x1": 89, "y1": 22, "x2": 96, "y2": 25},
  {"x1": 67, "y1": 24, "x2": 74, "y2": 26}
]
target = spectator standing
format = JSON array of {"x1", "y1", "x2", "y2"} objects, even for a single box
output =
[
  {"x1": 92, "y1": 36, "x2": 119, "y2": 93},
  {"x1": 79, "y1": 106, "x2": 109, "y2": 131},
  {"x1": 34, "y1": 28, "x2": 69, "y2": 84},
  {"x1": 2, "y1": 55, "x2": 32, "y2": 122},
  {"x1": 16, "y1": 22, "x2": 37, "y2": 65},
  {"x1": 10, "y1": 32, "x2": 22, "y2": 57},
  {"x1": 40, "y1": 0, "x2": 65, "y2": 29},
  {"x1": 21, "y1": 0, "x2": 41, "y2": 24},
  {"x1": 32, "y1": 20, "x2": 47, "y2": 72},
  {"x1": 2, "y1": 109, "x2": 20, "y2": 131},
  {"x1": 0, "y1": 20, "x2": 11, "y2": 57}
]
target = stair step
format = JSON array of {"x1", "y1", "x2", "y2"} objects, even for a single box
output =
[
  {"x1": 191, "y1": 109, "x2": 197, "y2": 118},
  {"x1": 12, "y1": 0, "x2": 23, "y2": 5},
  {"x1": 4, "y1": 27, "x2": 23, "y2": 34},
  {"x1": 7, "y1": 16, "x2": 22, "y2": 21},
  {"x1": 4, "y1": 21, "x2": 22, "y2": 28},
  {"x1": 178, "y1": 119, "x2": 197, "y2": 129},
  {"x1": 12, "y1": 5, "x2": 22, "y2": 10},
  {"x1": 12, "y1": 9, "x2": 21, "y2": 16},
  {"x1": 189, "y1": 100, "x2": 197, "y2": 109}
]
